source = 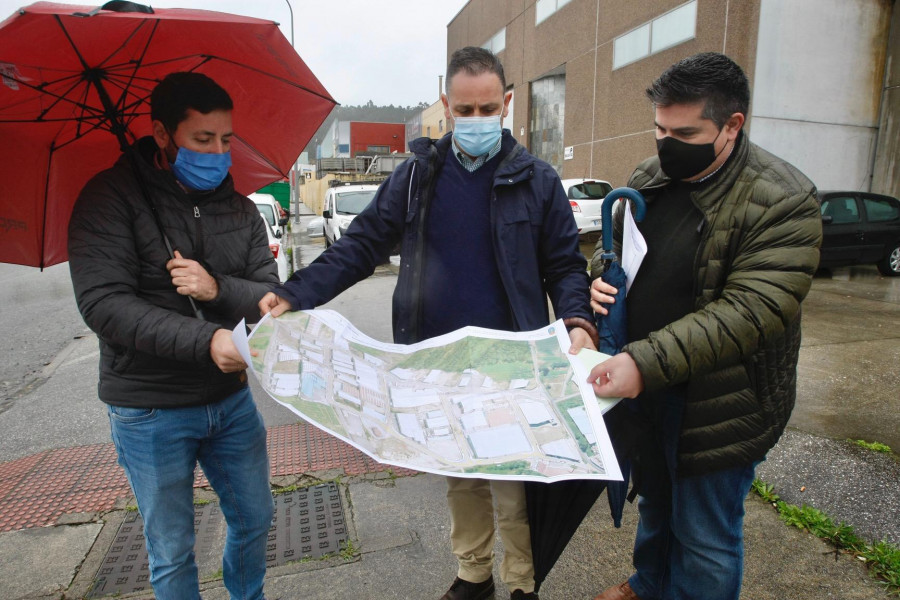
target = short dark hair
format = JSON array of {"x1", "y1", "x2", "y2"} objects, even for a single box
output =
[
  {"x1": 646, "y1": 52, "x2": 750, "y2": 128},
  {"x1": 150, "y1": 72, "x2": 233, "y2": 132},
  {"x1": 446, "y1": 46, "x2": 506, "y2": 92}
]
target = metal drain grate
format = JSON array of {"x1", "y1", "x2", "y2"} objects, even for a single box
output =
[
  {"x1": 267, "y1": 482, "x2": 347, "y2": 567},
  {"x1": 89, "y1": 483, "x2": 347, "y2": 598}
]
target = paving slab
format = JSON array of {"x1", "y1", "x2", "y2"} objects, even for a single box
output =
[{"x1": 0, "y1": 523, "x2": 101, "y2": 599}]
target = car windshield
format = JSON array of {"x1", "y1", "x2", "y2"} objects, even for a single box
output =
[
  {"x1": 256, "y1": 203, "x2": 276, "y2": 225},
  {"x1": 569, "y1": 182, "x2": 613, "y2": 199},
  {"x1": 335, "y1": 190, "x2": 376, "y2": 215}
]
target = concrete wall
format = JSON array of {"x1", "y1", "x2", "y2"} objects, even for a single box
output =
[
  {"x1": 421, "y1": 100, "x2": 446, "y2": 141},
  {"x1": 872, "y1": 1, "x2": 900, "y2": 199},
  {"x1": 447, "y1": 0, "x2": 894, "y2": 190},
  {"x1": 751, "y1": 0, "x2": 892, "y2": 192},
  {"x1": 448, "y1": 0, "x2": 763, "y2": 186}
]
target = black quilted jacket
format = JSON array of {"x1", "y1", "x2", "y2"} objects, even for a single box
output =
[
  {"x1": 591, "y1": 133, "x2": 822, "y2": 475},
  {"x1": 68, "y1": 137, "x2": 278, "y2": 408}
]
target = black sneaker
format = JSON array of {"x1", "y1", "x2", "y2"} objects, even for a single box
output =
[
  {"x1": 439, "y1": 576, "x2": 495, "y2": 600},
  {"x1": 510, "y1": 590, "x2": 539, "y2": 600}
]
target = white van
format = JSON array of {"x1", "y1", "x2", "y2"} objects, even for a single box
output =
[
  {"x1": 322, "y1": 184, "x2": 379, "y2": 247},
  {"x1": 249, "y1": 193, "x2": 288, "y2": 238}
]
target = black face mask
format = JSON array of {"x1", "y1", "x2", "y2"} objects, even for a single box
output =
[{"x1": 656, "y1": 128, "x2": 726, "y2": 180}]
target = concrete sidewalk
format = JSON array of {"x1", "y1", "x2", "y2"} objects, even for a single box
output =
[{"x1": 0, "y1": 426, "x2": 895, "y2": 600}]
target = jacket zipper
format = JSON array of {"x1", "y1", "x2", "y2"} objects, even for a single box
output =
[{"x1": 193, "y1": 205, "x2": 205, "y2": 265}]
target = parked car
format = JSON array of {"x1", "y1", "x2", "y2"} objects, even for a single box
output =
[
  {"x1": 818, "y1": 190, "x2": 900, "y2": 276},
  {"x1": 260, "y1": 213, "x2": 289, "y2": 282},
  {"x1": 562, "y1": 178, "x2": 614, "y2": 234},
  {"x1": 250, "y1": 192, "x2": 288, "y2": 239},
  {"x1": 322, "y1": 184, "x2": 379, "y2": 247},
  {"x1": 306, "y1": 215, "x2": 324, "y2": 237}
]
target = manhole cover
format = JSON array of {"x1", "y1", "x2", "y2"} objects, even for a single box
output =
[
  {"x1": 267, "y1": 482, "x2": 348, "y2": 567},
  {"x1": 89, "y1": 483, "x2": 347, "y2": 598}
]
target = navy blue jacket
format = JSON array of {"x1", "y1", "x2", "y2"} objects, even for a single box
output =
[{"x1": 277, "y1": 131, "x2": 596, "y2": 345}]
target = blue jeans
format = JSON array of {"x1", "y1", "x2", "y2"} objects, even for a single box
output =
[
  {"x1": 628, "y1": 391, "x2": 757, "y2": 600},
  {"x1": 108, "y1": 387, "x2": 274, "y2": 600}
]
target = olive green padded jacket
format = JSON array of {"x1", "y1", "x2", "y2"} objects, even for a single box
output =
[{"x1": 590, "y1": 133, "x2": 822, "y2": 476}]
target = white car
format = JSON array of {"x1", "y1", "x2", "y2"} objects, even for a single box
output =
[
  {"x1": 249, "y1": 192, "x2": 288, "y2": 239},
  {"x1": 562, "y1": 178, "x2": 615, "y2": 235},
  {"x1": 322, "y1": 184, "x2": 379, "y2": 247},
  {"x1": 260, "y1": 213, "x2": 289, "y2": 282},
  {"x1": 305, "y1": 215, "x2": 324, "y2": 237}
]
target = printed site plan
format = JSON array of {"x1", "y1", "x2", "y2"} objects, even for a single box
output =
[{"x1": 246, "y1": 309, "x2": 622, "y2": 482}]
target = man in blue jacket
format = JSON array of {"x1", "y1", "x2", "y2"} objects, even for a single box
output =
[{"x1": 260, "y1": 46, "x2": 598, "y2": 600}]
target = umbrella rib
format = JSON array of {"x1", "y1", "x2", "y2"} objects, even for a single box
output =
[
  {"x1": 209, "y1": 56, "x2": 337, "y2": 105},
  {"x1": 106, "y1": 20, "x2": 158, "y2": 128},
  {"x1": 0, "y1": 76, "x2": 105, "y2": 122},
  {"x1": 53, "y1": 15, "x2": 92, "y2": 72},
  {"x1": 39, "y1": 146, "x2": 55, "y2": 269},
  {"x1": 234, "y1": 133, "x2": 288, "y2": 178}
]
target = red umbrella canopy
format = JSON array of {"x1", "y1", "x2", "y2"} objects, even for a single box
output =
[{"x1": 0, "y1": 1, "x2": 336, "y2": 268}]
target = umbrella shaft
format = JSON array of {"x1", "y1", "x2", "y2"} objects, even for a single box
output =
[{"x1": 84, "y1": 69, "x2": 129, "y2": 151}]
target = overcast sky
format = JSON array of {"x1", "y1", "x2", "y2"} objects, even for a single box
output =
[{"x1": 0, "y1": 0, "x2": 469, "y2": 107}]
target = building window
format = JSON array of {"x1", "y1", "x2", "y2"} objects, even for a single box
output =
[
  {"x1": 367, "y1": 145, "x2": 389, "y2": 154},
  {"x1": 530, "y1": 74, "x2": 566, "y2": 175},
  {"x1": 613, "y1": 0, "x2": 697, "y2": 69},
  {"x1": 535, "y1": 0, "x2": 571, "y2": 26},
  {"x1": 439, "y1": 119, "x2": 444, "y2": 133},
  {"x1": 483, "y1": 27, "x2": 506, "y2": 54}
]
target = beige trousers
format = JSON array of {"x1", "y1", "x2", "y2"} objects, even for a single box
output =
[{"x1": 446, "y1": 476, "x2": 535, "y2": 593}]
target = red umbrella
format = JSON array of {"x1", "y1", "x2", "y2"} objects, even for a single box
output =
[{"x1": 0, "y1": 1, "x2": 336, "y2": 268}]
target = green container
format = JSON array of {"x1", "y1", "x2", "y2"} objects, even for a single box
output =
[{"x1": 256, "y1": 182, "x2": 291, "y2": 212}]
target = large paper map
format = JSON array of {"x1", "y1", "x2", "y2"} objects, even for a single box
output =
[{"x1": 245, "y1": 310, "x2": 622, "y2": 482}]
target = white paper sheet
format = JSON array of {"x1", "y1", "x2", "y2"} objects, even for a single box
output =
[{"x1": 621, "y1": 200, "x2": 647, "y2": 294}]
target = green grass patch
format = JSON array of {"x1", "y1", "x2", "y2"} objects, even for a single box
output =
[
  {"x1": 852, "y1": 439, "x2": 892, "y2": 453},
  {"x1": 752, "y1": 479, "x2": 900, "y2": 595},
  {"x1": 463, "y1": 460, "x2": 542, "y2": 476},
  {"x1": 556, "y1": 397, "x2": 591, "y2": 454},
  {"x1": 282, "y1": 398, "x2": 345, "y2": 436},
  {"x1": 397, "y1": 337, "x2": 533, "y2": 380}
]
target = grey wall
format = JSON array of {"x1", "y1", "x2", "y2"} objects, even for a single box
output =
[
  {"x1": 872, "y1": 0, "x2": 899, "y2": 199},
  {"x1": 751, "y1": 0, "x2": 893, "y2": 192}
]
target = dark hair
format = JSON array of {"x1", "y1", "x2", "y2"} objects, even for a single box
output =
[
  {"x1": 446, "y1": 46, "x2": 506, "y2": 92},
  {"x1": 150, "y1": 72, "x2": 233, "y2": 132},
  {"x1": 646, "y1": 52, "x2": 750, "y2": 128}
]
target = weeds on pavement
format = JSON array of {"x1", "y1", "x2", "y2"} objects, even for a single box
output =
[
  {"x1": 752, "y1": 479, "x2": 900, "y2": 596},
  {"x1": 852, "y1": 439, "x2": 893, "y2": 454}
]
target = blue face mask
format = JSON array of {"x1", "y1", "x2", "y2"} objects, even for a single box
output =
[
  {"x1": 452, "y1": 114, "x2": 502, "y2": 157},
  {"x1": 171, "y1": 146, "x2": 232, "y2": 191}
]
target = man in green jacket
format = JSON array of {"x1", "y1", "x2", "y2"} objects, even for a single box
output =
[{"x1": 588, "y1": 53, "x2": 822, "y2": 600}]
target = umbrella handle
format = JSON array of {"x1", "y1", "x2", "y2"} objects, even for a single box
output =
[{"x1": 601, "y1": 187, "x2": 646, "y2": 252}]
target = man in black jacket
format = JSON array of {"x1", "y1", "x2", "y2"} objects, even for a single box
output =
[{"x1": 68, "y1": 73, "x2": 278, "y2": 600}]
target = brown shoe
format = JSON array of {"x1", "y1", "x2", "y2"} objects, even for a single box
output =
[
  {"x1": 440, "y1": 576, "x2": 495, "y2": 600},
  {"x1": 593, "y1": 581, "x2": 641, "y2": 600}
]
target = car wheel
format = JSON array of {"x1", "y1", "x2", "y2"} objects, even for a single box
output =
[
  {"x1": 876, "y1": 242, "x2": 900, "y2": 276},
  {"x1": 324, "y1": 234, "x2": 331, "y2": 248}
]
